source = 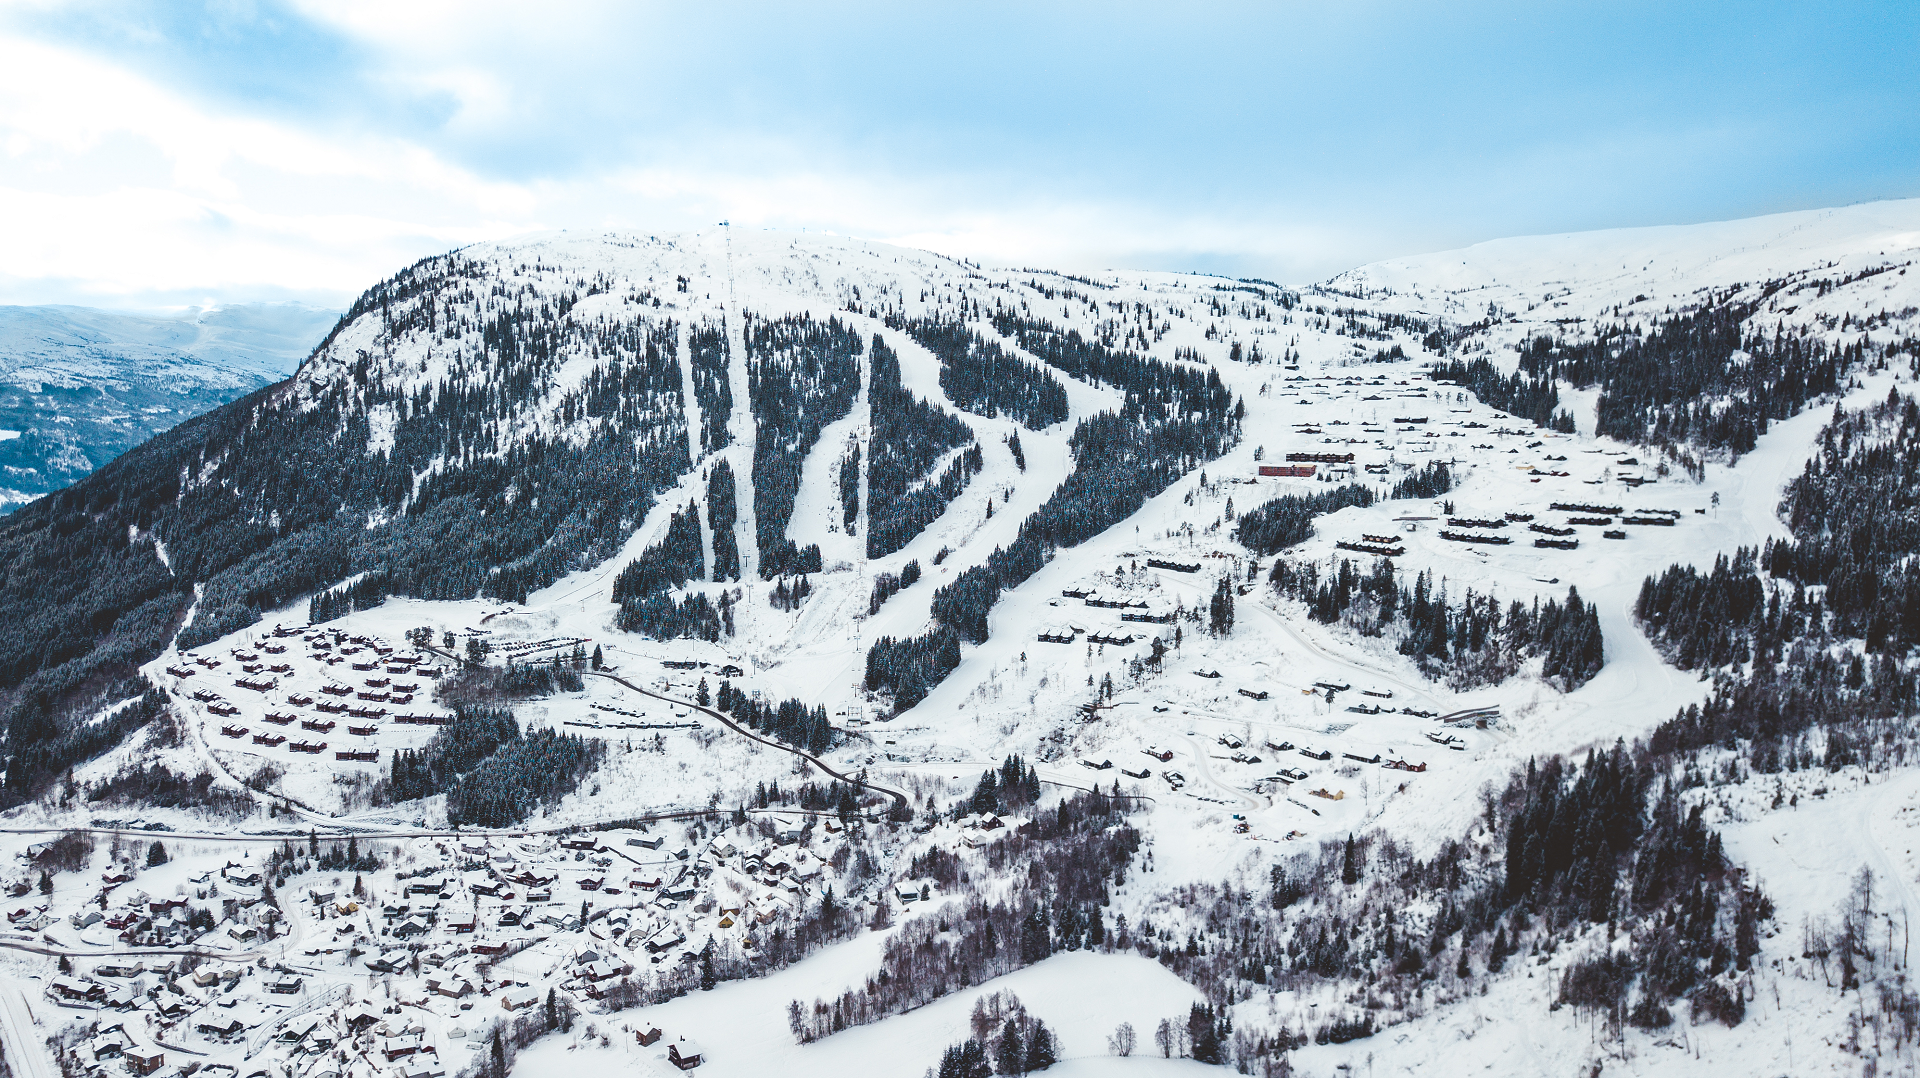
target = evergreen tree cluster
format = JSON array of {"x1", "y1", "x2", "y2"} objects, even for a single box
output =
[
  {"x1": 746, "y1": 314, "x2": 861, "y2": 577},
  {"x1": 790, "y1": 788, "x2": 1138, "y2": 1044},
  {"x1": 768, "y1": 575, "x2": 812, "y2": 612},
  {"x1": 616, "y1": 590, "x2": 724, "y2": 641},
  {"x1": 894, "y1": 316, "x2": 1069, "y2": 430},
  {"x1": 5, "y1": 678, "x2": 167, "y2": 805},
  {"x1": 838, "y1": 444, "x2": 860, "y2": 531},
  {"x1": 1634, "y1": 549, "x2": 1768, "y2": 670},
  {"x1": 1269, "y1": 557, "x2": 1605, "y2": 691},
  {"x1": 486, "y1": 660, "x2": 584, "y2": 697},
  {"x1": 266, "y1": 833, "x2": 382, "y2": 877},
  {"x1": 1182, "y1": 1003, "x2": 1233, "y2": 1064},
  {"x1": 380, "y1": 705, "x2": 521, "y2": 803},
  {"x1": 1235, "y1": 484, "x2": 1376, "y2": 554},
  {"x1": 445, "y1": 727, "x2": 603, "y2": 827},
  {"x1": 707, "y1": 460, "x2": 740, "y2": 582},
  {"x1": 83, "y1": 764, "x2": 250, "y2": 815},
  {"x1": 1137, "y1": 738, "x2": 1765, "y2": 1070},
  {"x1": 1429, "y1": 356, "x2": 1575, "y2": 431},
  {"x1": 714, "y1": 680, "x2": 833, "y2": 754},
  {"x1": 1635, "y1": 393, "x2": 1920, "y2": 771},
  {"x1": 307, "y1": 569, "x2": 394, "y2": 624},
  {"x1": 867, "y1": 559, "x2": 921, "y2": 615},
  {"x1": 868, "y1": 334, "x2": 978, "y2": 558},
  {"x1": 688, "y1": 320, "x2": 732, "y2": 455},
  {"x1": 987, "y1": 311, "x2": 1236, "y2": 419},
  {"x1": 1517, "y1": 295, "x2": 1887, "y2": 454},
  {"x1": 864, "y1": 627, "x2": 962, "y2": 712},
  {"x1": 742, "y1": 775, "x2": 874, "y2": 817},
  {"x1": 1639, "y1": 392, "x2": 1920, "y2": 671},
  {"x1": 612, "y1": 514, "x2": 701, "y2": 596},
  {"x1": 963, "y1": 755, "x2": 1042, "y2": 816},
  {"x1": 1208, "y1": 575, "x2": 1235, "y2": 636},
  {"x1": 1764, "y1": 389, "x2": 1920, "y2": 650},
  {"x1": 1389, "y1": 460, "x2": 1454, "y2": 500},
  {"x1": 612, "y1": 502, "x2": 716, "y2": 640},
  {"x1": 931, "y1": 1001, "x2": 1057, "y2": 1077},
  {"x1": 867, "y1": 444, "x2": 983, "y2": 560},
  {"x1": 920, "y1": 411, "x2": 1229, "y2": 645}
]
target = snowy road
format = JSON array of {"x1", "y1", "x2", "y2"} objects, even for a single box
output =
[
  {"x1": 0, "y1": 985, "x2": 52, "y2": 1078},
  {"x1": 1177, "y1": 733, "x2": 1262, "y2": 811}
]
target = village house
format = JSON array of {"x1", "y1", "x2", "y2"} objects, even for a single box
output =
[{"x1": 668, "y1": 1037, "x2": 704, "y2": 1070}]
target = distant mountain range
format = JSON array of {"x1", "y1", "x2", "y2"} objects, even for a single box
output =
[{"x1": 0, "y1": 303, "x2": 340, "y2": 508}]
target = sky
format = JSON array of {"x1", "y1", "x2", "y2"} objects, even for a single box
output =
[{"x1": 0, "y1": 0, "x2": 1916, "y2": 309}]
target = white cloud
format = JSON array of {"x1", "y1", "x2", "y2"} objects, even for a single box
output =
[
  {"x1": 0, "y1": 33, "x2": 542, "y2": 304},
  {"x1": 0, "y1": 17, "x2": 1414, "y2": 306}
]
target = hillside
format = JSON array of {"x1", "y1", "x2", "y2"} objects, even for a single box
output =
[
  {"x1": 0, "y1": 207, "x2": 1918, "y2": 1078},
  {"x1": 0, "y1": 303, "x2": 338, "y2": 508}
]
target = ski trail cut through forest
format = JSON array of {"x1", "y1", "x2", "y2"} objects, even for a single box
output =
[
  {"x1": 722, "y1": 232, "x2": 759, "y2": 581},
  {"x1": 675, "y1": 315, "x2": 714, "y2": 577}
]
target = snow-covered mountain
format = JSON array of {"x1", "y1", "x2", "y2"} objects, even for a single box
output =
[
  {"x1": 1, "y1": 206, "x2": 1919, "y2": 1078},
  {"x1": 1333, "y1": 197, "x2": 1920, "y2": 348},
  {"x1": 0, "y1": 302, "x2": 339, "y2": 507}
]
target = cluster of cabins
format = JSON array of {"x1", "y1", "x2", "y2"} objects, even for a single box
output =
[
  {"x1": 1337, "y1": 532, "x2": 1406, "y2": 557},
  {"x1": 176, "y1": 625, "x2": 452, "y2": 766},
  {"x1": 1432, "y1": 503, "x2": 1686, "y2": 552},
  {"x1": 1040, "y1": 583, "x2": 1173, "y2": 646}
]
